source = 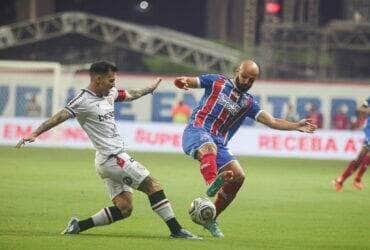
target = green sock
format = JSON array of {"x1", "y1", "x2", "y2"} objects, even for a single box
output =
[{"x1": 206, "y1": 174, "x2": 223, "y2": 197}]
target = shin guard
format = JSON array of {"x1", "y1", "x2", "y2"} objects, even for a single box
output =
[{"x1": 199, "y1": 153, "x2": 218, "y2": 185}]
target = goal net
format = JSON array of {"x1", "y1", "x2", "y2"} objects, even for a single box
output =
[{"x1": 0, "y1": 60, "x2": 90, "y2": 118}]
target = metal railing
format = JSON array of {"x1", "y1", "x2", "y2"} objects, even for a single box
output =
[{"x1": 0, "y1": 11, "x2": 243, "y2": 73}]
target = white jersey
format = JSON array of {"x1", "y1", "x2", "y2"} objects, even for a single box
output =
[{"x1": 65, "y1": 87, "x2": 126, "y2": 164}]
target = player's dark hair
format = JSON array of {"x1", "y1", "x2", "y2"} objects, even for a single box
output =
[{"x1": 89, "y1": 61, "x2": 118, "y2": 75}]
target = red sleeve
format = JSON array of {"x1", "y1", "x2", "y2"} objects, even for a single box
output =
[{"x1": 116, "y1": 89, "x2": 126, "y2": 102}]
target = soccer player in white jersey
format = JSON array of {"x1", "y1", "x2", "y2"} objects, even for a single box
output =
[{"x1": 15, "y1": 61, "x2": 200, "y2": 240}]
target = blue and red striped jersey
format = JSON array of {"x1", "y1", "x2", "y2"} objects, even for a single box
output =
[{"x1": 188, "y1": 74, "x2": 262, "y2": 144}]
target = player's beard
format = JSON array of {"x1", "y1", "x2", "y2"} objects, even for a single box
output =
[
  {"x1": 235, "y1": 76, "x2": 253, "y2": 92},
  {"x1": 102, "y1": 87, "x2": 111, "y2": 96}
]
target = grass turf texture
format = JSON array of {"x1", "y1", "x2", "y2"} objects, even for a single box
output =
[{"x1": 0, "y1": 146, "x2": 369, "y2": 249}]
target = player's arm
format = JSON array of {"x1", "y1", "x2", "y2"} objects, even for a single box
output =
[
  {"x1": 173, "y1": 76, "x2": 199, "y2": 90},
  {"x1": 256, "y1": 110, "x2": 316, "y2": 133},
  {"x1": 123, "y1": 77, "x2": 162, "y2": 102},
  {"x1": 15, "y1": 109, "x2": 73, "y2": 148}
]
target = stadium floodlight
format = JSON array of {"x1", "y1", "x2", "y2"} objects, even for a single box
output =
[{"x1": 135, "y1": 0, "x2": 152, "y2": 14}]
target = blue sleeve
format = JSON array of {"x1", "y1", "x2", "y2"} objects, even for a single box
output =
[
  {"x1": 365, "y1": 98, "x2": 370, "y2": 107},
  {"x1": 247, "y1": 99, "x2": 262, "y2": 120},
  {"x1": 198, "y1": 74, "x2": 223, "y2": 88}
]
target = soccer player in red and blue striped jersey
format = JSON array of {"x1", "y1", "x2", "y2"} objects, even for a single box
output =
[
  {"x1": 333, "y1": 97, "x2": 370, "y2": 191},
  {"x1": 174, "y1": 59, "x2": 316, "y2": 237}
]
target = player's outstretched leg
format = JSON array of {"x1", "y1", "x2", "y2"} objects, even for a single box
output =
[
  {"x1": 98, "y1": 153, "x2": 201, "y2": 239},
  {"x1": 205, "y1": 162, "x2": 245, "y2": 237},
  {"x1": 333, "y1": 160, "x2": 358, "y2": 192},
  {"x1": 204, "y1": 177, "x2": 244, "y2": 238},
  {"x1": 139, "y1": 176, "x2": 202, "y2": 240},
  {"x1": 61, "y1": 205, "x2": 126, "y2": 234},
  {"x1": 333, "y1": 147, "x2": 368, "y2": 192}
]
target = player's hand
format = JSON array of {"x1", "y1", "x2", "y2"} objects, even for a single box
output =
[
  {"x1": 296, "y1": 119, "x2": 317, "y2": 133},
  {"x1": 174, "y1": 77, "x2": 189, "y2": 90},
  {"x1": 15, "y1": 133, "x2": 37, "y2": 148},
  {"x1": 150, "y1": 77, "x2": 162, "y2": 91}
]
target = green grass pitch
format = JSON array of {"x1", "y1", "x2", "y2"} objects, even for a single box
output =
[{"x1": 0, "y1": 146, "x2": 369, "y2": 249}]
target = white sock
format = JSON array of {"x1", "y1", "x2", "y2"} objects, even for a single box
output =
[
  {"x1": 91, "y1": 208, "x2": 113, "y2": 226},
  {"x1": 151, "y1": 199, "x2": 175, "y2": 222}
]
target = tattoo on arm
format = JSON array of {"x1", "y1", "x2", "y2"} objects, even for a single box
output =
[
  {"x1": 33, "y1": 109, "x2": 72, "y2": 136},
  {"x1": 125, "y1": 86, "x2": 155, "y2": 101}
]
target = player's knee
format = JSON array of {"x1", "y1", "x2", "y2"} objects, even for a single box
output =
[
  {"x1": 197, "y1": 144, "x2": 217, "y2": 158},
  {"x1": 115, "y1": 201, "x2": 133, "y2": 218},
  {"x1": 113, "y1": 194, "x2": 133, "y2": 219},
  {"x1": 203, "y1": 144, "x2": 217, "y2": 153},
  {"x1": 231, "y1": 166, "x2": 245, "y2": 182},
  {"x1": 138, "y1": 176, "x2": 162, "y2": 195}
]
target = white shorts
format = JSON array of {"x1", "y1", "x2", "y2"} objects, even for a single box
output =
[{"x1": 95, "y1": 152, "x2": 150, "y2": 199}]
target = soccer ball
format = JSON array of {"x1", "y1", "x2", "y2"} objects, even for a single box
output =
[{"x1": 188, "y1": 197, "x2": 216, "y2": 225}]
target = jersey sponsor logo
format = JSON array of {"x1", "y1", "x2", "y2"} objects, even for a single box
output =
[
  {"x1": 217, "y1": 93, "x2": 240, "y2": 115},
  {"x1": 211, "y1": 91, "x2": 239, "y2": 135},
  {"x1": 98, "y1": 111, "x2": 115, "y2": 121},
  {"x1": 218, "y1": 95, "x2": 253, "y2": 136}
]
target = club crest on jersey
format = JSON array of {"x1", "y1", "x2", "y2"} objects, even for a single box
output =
[
  {"x1": 243, "y1": 96, "x2": 253, "y2": 109},
  {"x1": 217, "y1": 93, "x2": 240, "y2": 115},
  {"x1": 122, "y1": 177, "x2": 133, "y2": 185}
]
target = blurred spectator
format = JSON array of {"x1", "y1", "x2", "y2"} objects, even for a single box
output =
[
  {"x1": 332, "y1": 105, "x2": 349, "y2": 130},
  {"x1": 26, "y1": 94, "x2": 41, "y2": 117},
  {"x1": 285, "y1": 103, "x2": 298, "y2": 122},
  {"x1": 350, "y1": 116, "x2": 358, "y2": 130},
  {"x1": 305, "y1": 103, "x2": 323, "y2": 129},
  {"x1": 171, "y1": 100, "x2": 192, "y2": 123}
]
